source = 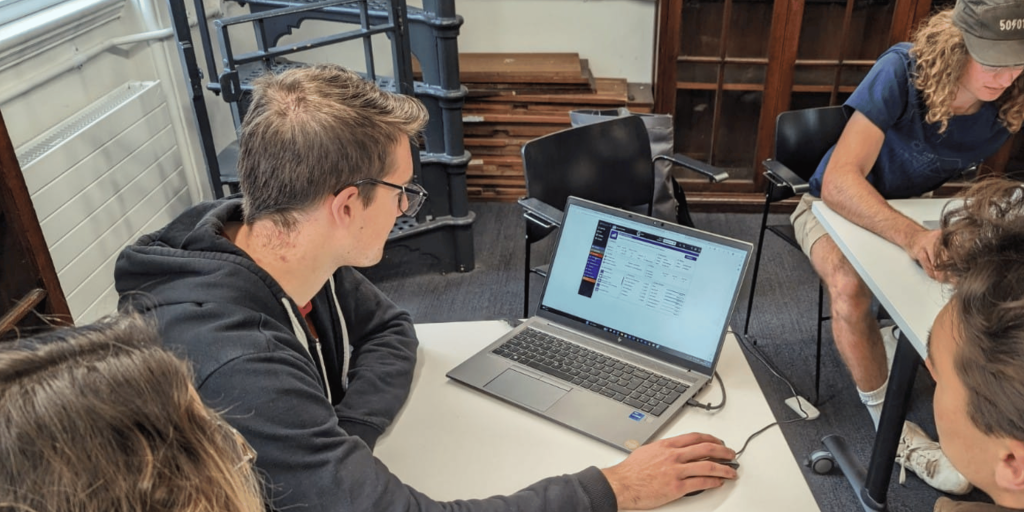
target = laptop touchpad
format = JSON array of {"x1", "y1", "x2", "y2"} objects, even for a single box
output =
[{"x1": 484, "y1": 369, "x2": 568, "y2": 411}]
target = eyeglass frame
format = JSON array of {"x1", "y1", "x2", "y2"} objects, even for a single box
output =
[{"x1": 333, "y1": 178, "x2": 429, "y2": 217}]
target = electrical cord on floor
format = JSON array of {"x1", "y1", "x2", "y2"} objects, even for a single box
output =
[
  {"x1": 729, "y1": 330, "x2": 814, "y2": 460},
  {"x1": 687, "y1": 372, "x2": 725, "y2": 411}
]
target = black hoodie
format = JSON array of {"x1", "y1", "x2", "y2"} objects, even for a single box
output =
[{"x1": 114, "y1": 198, "x2": 617, "y2": 512}]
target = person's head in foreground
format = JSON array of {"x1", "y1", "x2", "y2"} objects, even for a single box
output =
[
  {"x1": 0, "y1": 313, "x2": 263, "y2": 512},
  {"x1": 912, "y1": 0, "x2": 1024, "y2": 133},
  {"x1": 236, "y1": 63, "x2": 428, "y2": 268},
  {"x1": 930, "y1": 178, "x2": 1024, "y2": 507}
]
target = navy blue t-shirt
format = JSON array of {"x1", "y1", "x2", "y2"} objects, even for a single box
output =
[{"x1": 807, "y1": 43, "x2": 1010, "y2": 199}]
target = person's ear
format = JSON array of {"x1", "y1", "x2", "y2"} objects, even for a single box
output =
[
  {"x1": 994, "y1": 439, "x2": 1024, "y2": 492},
  {"x1": 329, "y1": 186, "x2": 360, "y2": 226}
]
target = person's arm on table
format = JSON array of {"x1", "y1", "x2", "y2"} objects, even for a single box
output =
[
  {"x1": 820, "y1": 111, "x2": 943, "y2": 277},
  {"x1": 203, "y1": 350, "x2": 737, "y2": 512},
  {"x1": 330, "y1": 267, "x2": 418, "y2": 449}
]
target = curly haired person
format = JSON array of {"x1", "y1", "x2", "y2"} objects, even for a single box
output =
[{"x1": 788, "y1": 0, "x2": 1024, "y2": 495}]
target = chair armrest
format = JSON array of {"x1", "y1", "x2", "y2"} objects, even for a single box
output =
[
  {"x1": 517, "y1": 197, "x2": 564, "y2": 229},
  {"x1": 762, "y1": 159, "x2": 810, "y2": 195},
  {"x1": 653, "y1": 154, "x2": 730, "y2": 183}
]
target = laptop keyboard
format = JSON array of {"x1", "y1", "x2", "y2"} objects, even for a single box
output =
[{"x1": 492, "y1": 328, "x2": 689, "y2": 416}]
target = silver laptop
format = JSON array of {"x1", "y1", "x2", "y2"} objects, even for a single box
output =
[{"x1": 448, "y1": 197, "x2": 752, "y2": 452}]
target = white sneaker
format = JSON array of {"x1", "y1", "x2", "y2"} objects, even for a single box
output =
[
  {"x1": 880, "y1": 325, "x2": 899, "y2": 371},
  {"x1": 896, "y1": 421, "x2": 973, "y2": 495}
]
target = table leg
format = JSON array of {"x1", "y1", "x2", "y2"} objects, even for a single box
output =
[
  {"x1": 864, "y1": 332, "x2": 920, "y2": 507},
  {"x1": 819, "y1": 331, "x2": 920, "y2": 511}
]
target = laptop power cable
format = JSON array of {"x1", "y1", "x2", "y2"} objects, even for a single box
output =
[{"x1": 687, "y1": 372, "x2": 725, "y2": 411}]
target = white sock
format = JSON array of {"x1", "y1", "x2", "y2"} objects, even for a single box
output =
[{"x1": 858, "y1": 379, "x2": 888, "y2": 430}]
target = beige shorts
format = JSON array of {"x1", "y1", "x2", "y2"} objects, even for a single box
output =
[
  {"x1": 789, "y1": 190, "x2": 935, "y2": 259},
  {"x1": 789, "y1": 193, "x2": 828, "y2": 259}
]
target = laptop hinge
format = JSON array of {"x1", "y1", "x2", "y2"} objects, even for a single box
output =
[{"x1": 543, "y1": 321, "x2": 591, "y2": 339}]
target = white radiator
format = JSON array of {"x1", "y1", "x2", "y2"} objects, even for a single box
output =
[{"x1": 17, "y1": 80, "x2": 191, "y2": 323}]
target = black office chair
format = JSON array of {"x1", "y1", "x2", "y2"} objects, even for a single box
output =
[
  {"x1": 518, "y1": 115, "x2": 728, "y2": 318},
  {"x1": 742, "y1": 105, "x2": 849, "y2": 403}
]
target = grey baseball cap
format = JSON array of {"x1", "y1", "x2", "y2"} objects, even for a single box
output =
[{"x1": 953, "y1": 0, "x2": 1024, "y2": 67}]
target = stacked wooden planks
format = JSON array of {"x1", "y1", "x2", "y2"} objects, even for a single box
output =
[{"x1": 438, "y1": 53, "x2": 653, "y2": 202}]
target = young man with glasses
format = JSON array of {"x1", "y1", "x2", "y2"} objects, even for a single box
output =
[
  {"x1": 787, "y1": 0, "x2": 1024, "y2": 495},
  {"x1": 115, "y1": 64, "x2": 737, "y2": 512}
]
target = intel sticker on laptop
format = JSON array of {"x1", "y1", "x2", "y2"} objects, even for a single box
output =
[{"x1": 629, "y1": 411, "x2": 645, "y2": 421}]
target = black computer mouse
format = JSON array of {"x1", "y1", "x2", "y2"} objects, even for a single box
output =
[
  {"x1": 683, "y1": 458, "x2": 741, "y2": 496},
  {"x1": 707, "y1": 457, "x2": 741, "y2": 470}
]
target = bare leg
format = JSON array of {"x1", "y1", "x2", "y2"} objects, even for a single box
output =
[{"x1": 809, "y1": 234, "x2": 888, "y2": 392}]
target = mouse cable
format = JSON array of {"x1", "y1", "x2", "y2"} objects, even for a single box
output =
[
  {"x1": 734, "y1": 416, "x2": 807, "y2": 460},
  {"x1": 686, "y1": 371, "x2": 725, "y2": 411},
  {"x1": 729, "y1": 331, "x2": 813, "y2": 460}
]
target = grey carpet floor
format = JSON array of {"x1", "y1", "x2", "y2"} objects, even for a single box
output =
[{"x1": 361, "y1": 202, "x2": 993, "y2": 512}]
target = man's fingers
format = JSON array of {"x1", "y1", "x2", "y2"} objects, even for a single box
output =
[
  {"x1": 674, "y1": 441, "x2": 736, "y2": 464},
  {"x1": 920, "y1": 248, "x2": 940, "y2": 278},
  {"x1": 680, "y1": 459, "x2": 739, "y2": 480},
  {"x1": 920, "y1": 255, "x2": 935, "y2": 275},
  {"x1": 660, "y1": 432, "x2": 723, "y2": 449},
  {"x1": 678, "y1": 476, "x2": 727, "y2": 495}
]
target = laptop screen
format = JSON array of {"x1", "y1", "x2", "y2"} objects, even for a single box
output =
[{"x1": 538, "y1": 198, "x2": 750, "y2": 372}]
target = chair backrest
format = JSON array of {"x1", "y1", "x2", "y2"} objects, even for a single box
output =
[
  {"x1": 521, "y1": 116, "x2": 655, "y2": 229},
  {"x1": 774, "y1": 105, "x2": 849, "y2": 181}
]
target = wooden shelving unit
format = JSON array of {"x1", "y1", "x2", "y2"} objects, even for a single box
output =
[{"x1": 654, "y1": 0, "x2": 948, "y2": 210}]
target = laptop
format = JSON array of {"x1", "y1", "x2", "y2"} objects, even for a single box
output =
[{"x1": 447, "y1": 197, "x2": 753, "y2": 452}]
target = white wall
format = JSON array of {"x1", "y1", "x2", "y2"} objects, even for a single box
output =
[
  {"x1": 1, "y1": 0, "x2": 203, "y2": 322},
  {"x1": 454, "y1": 0, "x2": 656, "y2": 83},
  {"x1": 267, "y1": 0, "x2": 659, "y2": 83},
  {"x1": 203, "y1": 0, "x2": 659, "y2": 159}
]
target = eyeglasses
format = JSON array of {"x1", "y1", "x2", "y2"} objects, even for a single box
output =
[{"x1": 334, "y1": 178, "x2": 429, "y2": 217}]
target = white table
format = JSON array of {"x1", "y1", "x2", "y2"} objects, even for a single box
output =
[
  {"x1": 812, "y1": 198, "x2": 954, "y2": 510},
  {"x1": 375, "y1": 321, "x2": 818, "y2": 511},
  {"x1": 813, "y1": 198, "x2": 954, "y2": 356}
]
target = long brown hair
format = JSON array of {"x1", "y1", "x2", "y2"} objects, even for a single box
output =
[
  {"x1": 935, "y1": 178, "x2": 1024, "y2": 440},
  {"x1": 0, "y1": 313, "x2": 264, "y2": 512},
  {"x1": 911, "y1": 9, "x2": 1024, "y2": 133}
]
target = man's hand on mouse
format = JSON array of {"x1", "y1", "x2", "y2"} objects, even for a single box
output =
[{"x1": 600, "y1": 432, "x2": 738, "y2": 510}]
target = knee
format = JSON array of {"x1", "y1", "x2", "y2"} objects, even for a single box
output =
[{"x1": 825, "y1": 273, "x2": 872, "y2": 317}]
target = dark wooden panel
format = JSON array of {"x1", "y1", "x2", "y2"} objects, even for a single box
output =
[
  {"x1": 890, "y1": 0, "x2": 934, "y2": 46},
  {"x1": 654, "y1": 0, "x2": 684, "y2": 114},
  {"x1": 754, "y1": 0, "x2": 804, "y2": 189},
  {"x1": 0, "y1": 107, "x2": 71, "y2": 338},
  {"x1": 656, "y1": 0, "x2": 938, "y2": 198},
  {"x1": 0, "y1": 288, "x2": 46, "y2": 336}
]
